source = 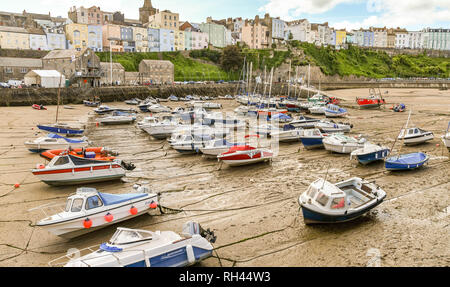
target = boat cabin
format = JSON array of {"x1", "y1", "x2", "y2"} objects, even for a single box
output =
[
  {"x1": 107, "y1": 228, "x2": 155, "y2": 247},
  {"x1": 399, "y1": 127, "x2": 430, "y2": 139},
  {"x1": 305, "y1": 179, "x2": 377, "y2": 211}
]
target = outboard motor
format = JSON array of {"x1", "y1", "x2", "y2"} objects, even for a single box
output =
[
  {"x1": 182, "y1": 221, "x2": 217, "y2": 244},
  {"x1": 121, "y1": 161, "x2": 136, "y2": 171}
]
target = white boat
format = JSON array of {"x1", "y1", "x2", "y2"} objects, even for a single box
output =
[
  {"x1": 442, "y1": 122, "x2": 450, "y2": 151},
  {"x1": 53, "y1": 221, "x2": 216, "y2": 267},
  {"x1": 315, "y1": 120, "x2": 352, "y2": 133},
  {"x1": 299, "y1": 129, "x2": 328, "y2": 149},
  {"x1": 99, "y1": 111, "x2": 136, "y2": 125},
  {"x1": 290, "y1": 115, "x2": 321, "y2": 129},
  {"x1": 298, "y1": 178, "x2": 386, "y2": 224},
  {"x1": 323, "y1": 134, "x2": 366, "y2": 154},
  {"x1": 325, "y1": 104, "x2": 348, "y2": 118},
  {"x1": 398, "y1": 127, "x2": 434, "y2": 145},
  {"x1": 309, "y1": 105, "x2": 326, "y2": 115},
  {"x1": 234, "y1": 106, "x2": 250, "y2": 116},
  {"x1": 31, "y1": 152, "x2": 133, "y2": 186},
  {"x1": 137, "y1": 116, "x2": 158, "y2": 129},
  {"x1": 36, "y1": 186, "x2": 159, "y2": 239},
  {"x1": 141, "y1": 116, "x2": 181, "y2": 140},
  {"x1": 25, "y1": 134, "x2": 89, "y2": 153},
  {"x1": 218, "y1": 145, "x2": 274, "y2": 166},
  {"x1": 270, "y1": 125, "x2": 304, "y2": 142},
  {"x1": 170, "y1": 134, "x2": 212, "y2": 154},
  {"x1": 148, "y1": 104, "x2": 171, "y2": 113},
  {"x1": 199, "y1": 139, "x2": 242, "y2": 157}
]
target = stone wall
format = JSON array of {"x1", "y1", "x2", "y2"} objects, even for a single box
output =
[{"x1": 0, "y1": 48, "x2": 49, "y2": 59}]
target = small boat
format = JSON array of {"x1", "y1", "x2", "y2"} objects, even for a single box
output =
[
  {"x1": 442, "y1": 122, "x2": 450, "y2": 151},
  {"x1": 40, "y1": 147, "x2": 118, "y2": 161},
  {"x1": 325, "y1": 104, "x2": 348, "y2": 118},
  {"x1": 199, "y1": 139, "x2": 242, "y2": 158},
  {"x1": 137, "y1": 116, "x2": 158, "y2": 129},
  {"x1": 138, "y1": 99, "x2": 158, "y2": 112},
  {"x1": 168, "y1": 95, "x2": 179, "y2": 101},
  {"x1": 37, "y1": 123, "x2": 85, "y2": 136},
  {"x1": 63, "y1": 105, "x2": 75, "y2": 110},
  {"x1": 32, "y1": 149, "x2": 134, "y2": 186},
  {"x1": 398, "y1": 127, "x2": 434, "y2": 146},
  {"x1": 36, "y1": 186, "x2": 159, "y2": 239},
  {"x1": 32, "y1": 104, "x2": 47, "y2": 110},
  {"x1": 257, "y1": 108, "x2": 288, "y2": 117},
  {"x1": 202, "y1": 102, "x2": 222, "y2": 109},
  {"x1": 299, "y1": 129, "x2": 328, "y2": 149},
  {"x1": 83, "y1": 100, "x2": 101, "y2": 107},
  {"x1": 93, "y1": 105, "x2": 136, "y2": 115},
  {"x1": 148, "y1": 104, "x2": 171, "y2": 113},
  {"x1": 350, "y1": 143, "x2": 391, "y2": 165},
  {"x1": 356, "y1": 88, "x2": 386, "y2": 109},
  {"x1": 315, "y1": 120, "x2": 352, "y2": 133},
  {"x1": 391, "y1": 103, "x2": 406, "y2": 112},
  {"x1": 290, "y1": 115, "x2": 321, "y2": 129},
  {"x1": 308, "y1": 105, "x2": 326, "y2": 115},
  {"x1": 298, "y1": 177, "x2": 386, "y2": 224},
  {"x1": 99, "y1": 111, "x2": 137, "y2": 125},
  {"x1": 56, "y1": 221, "x2": 216, "y2": 267},
  {"x1": 270, "y1": 124, "x2": 304, "y2": 143},
  {"x1": 268, "y1": 113, "x2": 292, "y2": 123},
  {"x1": 323, "y1": 134, "x2": 366, "y2": 154},
  {"x1": 125, "y1": 98, "x2": 140, "y2": 105},
  {"x1": 385, "y1": 152, "x2": 429, "y2": 171},
  {"x1": 24, "y1": 133, "x2": 89, "y2": 153},
  {"x1": 141, "y1": 116, "x2": 182, "y2": 140},
  {"x1": 218, "y1": 145, "x2": 273, "y2": 166},
  {"x1": 170, "y1": 134, "x2": 212, "y2": 154}
]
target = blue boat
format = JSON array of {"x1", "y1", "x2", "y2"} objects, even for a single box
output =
[
  {"x1": 299, "y1": 129, "x2": 326, "y2": 149},
  {"x1": 61, "y1": 222, "x2": 216, "y2": 267},
  {"x1": 325, "y1": 104, "x2": 348, "y2": 118},
  {"x1": 37, "y1": 124, "x2": 84, "y2": 135},
  {"x1": 385, "y1": 152, "x2": 429, "y2": 171},
  {"x1": 350, "y1": 143, "x2": 391, "y2": 165},
  {"x1": 268, "y1": 113, "x2": 292, "y2": 123}
]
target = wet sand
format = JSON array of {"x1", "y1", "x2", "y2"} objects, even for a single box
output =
[{"x1": 0, "y1": 88, "x2": 449, "y2": 267}]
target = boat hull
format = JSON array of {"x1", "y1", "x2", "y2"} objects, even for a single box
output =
[
  {"x1": 32, "y1": 165, "x2": 126, "y2": 186},
  {"x1": 354, "y1": 149, "x2": 390, "y2": 165},
  {"x1": 385, "y1": 153, "x2": 429, "y2": 171},
  {"x1": 300, "y1": 200, "x2": 384, "y2": 224},
  {"x1": 323, "y1": 142, "x2": 362, "y2": 154},
  {"x1": 299, "y1": 137, "x2": 324, "y2": 149},
  {"x1": 402, "y1": 133, "x2": 434, "y2": 145},
  {"x1": 25, "y1": 142, "x2": 88, "y2": 153},
  {"x1": 37, "y1": 125, "x2": 84, "y2": 135}
]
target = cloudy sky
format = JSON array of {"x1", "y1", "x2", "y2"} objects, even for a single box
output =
[{"x1": 2, "y1": 0, "x2": 449, "y2": 31}]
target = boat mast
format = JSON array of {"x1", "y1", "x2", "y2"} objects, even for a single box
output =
[
  {"x1": 390, "y1": 110, "x2": 412, "y2": 158},
  {"x1": 248, "y1": 62, "x2": 253, "y2": 96},
  {"x1": 307, "y1": 64, "x2": 311, "y2": 98},
  {"x1": 268, "y1": 67, "x2": 274, "y2": 100},
  {"x1": 294, "y1": 66, "x2": 299, "y2": 100},
  {"x1": 287, "y1": 59, "x2": 291, "y2": 99}
]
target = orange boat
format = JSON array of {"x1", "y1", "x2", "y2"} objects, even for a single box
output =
[{"x1": 40, "y1": 147, "x2": 118, "y2": 161}]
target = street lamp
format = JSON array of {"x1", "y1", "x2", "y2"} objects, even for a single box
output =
[{"x1": 107, "y1": 37, "x2": 120, "y2": 85}]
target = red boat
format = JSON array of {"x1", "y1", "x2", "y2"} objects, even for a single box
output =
[
  {"x1": 217, "y1": 145, "x2": 274, "y2": 166},
  {"x1": 356, "y1": 88, "x2": 386, "y2": 109},
  {"x1": 32, "y1": 104, "x2": 47, "y2": 110},
  {"x1": 356, "y1": 97, "x2": 386, "y2": 109}
]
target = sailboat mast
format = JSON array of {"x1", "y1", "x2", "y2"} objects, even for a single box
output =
[
  {"x1": 268, "y1": 67, "x2": 274, "y2": 99},
  {"x1": 294, "y1": 66, "x2": 299, "y2": 99},
  {"x1": 56, "y1": 73, "x2": 63, "y2": 123},
  {"x1": 307, "y1": 64, "x2": 311, "y2": 98},
  {"x1": 287, "y1": 59, "x2": 291, "y2": 99}
]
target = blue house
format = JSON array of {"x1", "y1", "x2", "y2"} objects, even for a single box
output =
[
  {"x1": 121, "y1": 26, "x2": 135, "y2": 52},
  {"x1": 159, "y1": 29, "x2": 175, "y2": 52},
  {"x1": 88, "y1": 25, "x2": 103, "y2": 52},
  {"x1": 148, "y1": 28, "x2": 160, "y2": 52}
]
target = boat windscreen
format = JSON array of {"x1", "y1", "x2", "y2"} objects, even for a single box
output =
[{"x1": 68, "y1": 154, "x2": 110, "y2": 166}]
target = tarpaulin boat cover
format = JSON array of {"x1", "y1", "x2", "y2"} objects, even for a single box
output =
[
  {"x1": 98, "y1": 192, "x2": 148, "y2": 206},
  {"x1": 47, "y1": 133, "x2": 85, "y2": 143},
  {"x1": 270, "y1": 113, "x2": 292, "y2": 121},
  {"x1": 386, "y1": 152, "x2": 427, "y2": 164}
]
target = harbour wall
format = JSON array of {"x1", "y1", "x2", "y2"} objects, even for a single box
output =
[{"x1": 0, "y1": 81, "x2": 448, "y2": 106}]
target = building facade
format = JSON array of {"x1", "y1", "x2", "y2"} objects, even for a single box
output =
[
  {"x1": 408, "y1": 31, "x2": 423, "y2": 49},
  {"x1": 102, "y1": 24, "x2": 123, "y2": 52},
  {"x1": 65, "y1": 23, "x2": 88, "y2": 51},
  {"x1": 139, "y1": 59, "x2": 174, "y2": 84},
  {"x1": 42, "y1": 48, "x2": 101, "y2": 87},
  {"x1": 100, "y1": 62, "x2": 125, "y2": 85},
  {"x1": 87, "y1": 6, "x2": 103, "y2": 25},
  {"x1": 133, "y1": 27, "x2": 148, "y2": 52},
  {"x1": 148, "y1": 28, "x2": 160, "y2": 52},
  {"x1": 422, "y1": 28, "x2": 450, "y2": 50},
  {"x1": 242, "y1": 17, "x2": 269, "y2": 49},
  {"x1": 174, "y1": 30, "x2": 185, "y2": 51},
  {"x1": 372, "y1": 27, "x2": 387, "y2": 48},
  {"x1": 88, "y1": 25, "x2": 103, "y2": 51},
  {"x1": 139, "y1": 0, "x2": 158, "y2": 24},
  {"x1": 159, "y1": 28, "x2": 174, "y2": 51},
  {"x1": 0, "y1": 57, "x2": 43, "y2": 82},
  {"x1": 0, "y1": 26, "x2": 30, "y2": 50},
  {"x1": 199, "y1": 22, "x2": 226, "y2": 48},
  {"x1": 121, "y1": 26, "x2": 135, "y2": 52},
  {"x1": 28, "y1": 28, "x2": 48, "y2": 50},
  {"x1": 148, "y1": 10, "x2": 179, "y2": 30}
]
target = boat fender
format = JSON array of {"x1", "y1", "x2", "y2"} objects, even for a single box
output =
[
  {"x1": 150, "y1": 201, "x2": 158, "y2": 209},
  {"x1": 104, "y1": 213, "x2": 114, "y2": 222},
  {"x1": 130, "y1": 206, "x2": 138, "y2": 215},
  {"x1": 83, "y1": 218, "x2": 92, "y2": 229},
  {"x1": 186, "y1": 245, "x2": 196, "y2": 264}
]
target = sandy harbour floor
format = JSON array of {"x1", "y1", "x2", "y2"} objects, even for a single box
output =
[{"x1": 0, "y1": 88, "x2": 449, "y2": 267}]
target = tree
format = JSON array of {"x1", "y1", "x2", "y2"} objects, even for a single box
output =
[{"x1": 220, "y1": 45, "x2": 244, "y2": 72}]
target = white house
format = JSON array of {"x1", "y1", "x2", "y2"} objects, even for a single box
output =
[{"x1": 24, "y1": 70, "x2": 65, "y2": 88}]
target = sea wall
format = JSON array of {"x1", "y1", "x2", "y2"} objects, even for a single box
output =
[{"x1": 0, "y1": 81, "x2": 448, "y2": 106}]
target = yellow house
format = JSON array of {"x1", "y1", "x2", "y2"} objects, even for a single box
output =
[
  {"x1": 148, "y1": 10, "x2": 180, "y2": 30},
  {"x1": 0, "y1": 26, "x2": 30, "y2": 50},
  {"x1": 335, "y1": 30, "x2": 347, "y2": 46},
  {"x1": 174, "y1": 30, "x2": 185, "y2": 51},
  {"x1": 65, "y1": 23, "x2": 88, "y2": 51}
]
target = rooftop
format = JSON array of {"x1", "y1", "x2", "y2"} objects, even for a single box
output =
[{"x1": 0, "y1": 57, "x2": 43, "y2": 67}]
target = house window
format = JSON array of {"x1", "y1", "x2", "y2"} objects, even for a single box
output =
[
  {"x1": 5, "y1": 67, "x2": 12, "y2": 74},
  {"x1": 20, "y1": 68, "x2": 27, "y2": 73}
]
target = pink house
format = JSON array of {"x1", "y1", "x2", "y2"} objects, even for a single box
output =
[{"x1": 102, "y1": 24, "x2": 123, "y2": 52}]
